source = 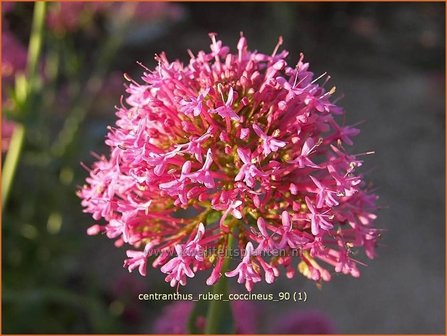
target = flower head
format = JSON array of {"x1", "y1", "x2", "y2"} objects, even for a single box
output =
[{"x1": 79, "y1": 33, "x2": 379, "y2": 291}]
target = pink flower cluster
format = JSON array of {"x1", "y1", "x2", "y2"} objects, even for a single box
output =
[{"x1": 79, "y1": 33, "x2": 379, "y2": 291}]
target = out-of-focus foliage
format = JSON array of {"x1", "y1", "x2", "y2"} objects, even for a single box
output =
[
  {"x1": 2, "y1": 2, "x2": 444, "y2": 334},
  {"x1": 2, "y1": 2, "x2": 184, "y2": 333}
]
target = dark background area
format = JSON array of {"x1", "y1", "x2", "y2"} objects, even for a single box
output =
[{"x1": 2, "y1": 2, "x2": 445, "y2": 334}]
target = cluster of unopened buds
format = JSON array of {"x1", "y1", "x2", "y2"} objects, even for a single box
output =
[{"x1": 79, "y1": 33, "x2": 379, "y2": 291}]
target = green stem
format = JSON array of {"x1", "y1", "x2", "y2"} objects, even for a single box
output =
[
  {"x1": 204, "y1": 233, "x2": 234, "y2": 334},
  {"x1": 2, "y1": 125, "x2": 25, "y2": 208},
  {"x1": 26, "y1": 2, "x2": 46, "y2": 90},
  {"x1": 2, "y1": 2, "x2": 46, "y2": 208}
]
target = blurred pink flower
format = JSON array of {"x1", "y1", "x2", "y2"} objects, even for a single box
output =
[
  {"x1": 269, "y1": 309, "x2": 335, "y2": 334},
  {"x1": 123, "y1": 2, "x2": 185, "y2": 23},
  {"x1": 2, "y1": 118, "x2": 16, "y2": 153},
  {"x1": 2, "y1": 2, "x2": 14, "y2": 14},
  {"x1": 2, "y1": 30, "x2": 27, "y2": 83},
  {"x1": 2, "y1": 29, "x2": 27, "y2": 125},
  {"x1": 46, "y1": 2, "x2": 185, "y2": 34},
  {"x1": 152, "y1": 300, "x2": 258, "y2": 333},
  {"x1": 46, "y1": 2, "x2": 107, "y2": 33},
  {"x1": 79, "y1": 33, "x2": 379, "y2": 291}
]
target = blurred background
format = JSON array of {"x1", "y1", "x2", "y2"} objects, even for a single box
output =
[{"x1": 2, "y1": 2, "x2": 445, "y2": 334}]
